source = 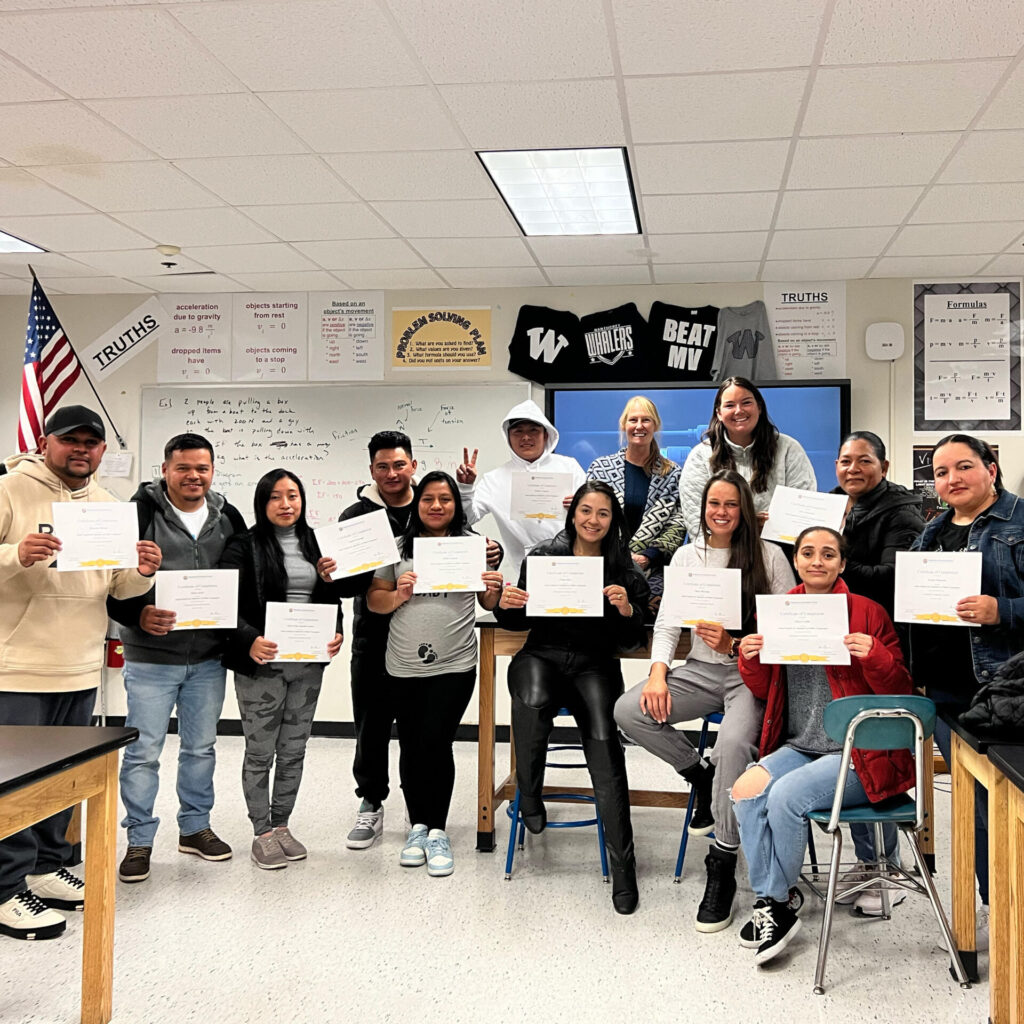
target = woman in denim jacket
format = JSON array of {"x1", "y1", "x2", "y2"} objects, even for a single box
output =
[{"x1": 909, "y1": 433, "x2": 1024, "y2": 948}]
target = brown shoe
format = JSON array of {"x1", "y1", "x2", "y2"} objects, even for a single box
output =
[
  {"x1": 178, "y1": 828, "x2": 232, "y2": 861},
  {"x1": 118, "y1": 846, "x2": 152, "y2": 883}
]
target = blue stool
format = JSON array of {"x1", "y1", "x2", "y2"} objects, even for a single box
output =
[
  {"x1": 504, "y1": 708, "x2": 609, "y2": 881},
  {"x1": 673, "y1": 713, "x2": 722, "y2": 882}
]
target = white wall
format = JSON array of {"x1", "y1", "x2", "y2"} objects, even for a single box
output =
[{"x1": 3, "y1": 278, "x2": 1021, "y2": 726}]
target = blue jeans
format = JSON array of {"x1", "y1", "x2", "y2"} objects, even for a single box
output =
[
  {"x1": 851, "y1": 822, "x2": 899, "y2": 866},
  {"x1": 733, "y1": 746, "x2": 870, "y2": 903},
  {"x1": 119, "y1": 659, "x2": 226, "y2": 846}
]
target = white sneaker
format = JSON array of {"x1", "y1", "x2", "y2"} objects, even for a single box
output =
[
  {"x1": 853, "y1": 874, "x2": 907, "y2": 916},
  {"x1": 346, "y1": 802, "x2": 384, "y2": 850},
  {"x1": 834, "y1": 861, "x2": 872, "y2": 905},
  {"x1": 24, "y1": 868, "x2": 84, "y2": 911},
  {"x1": 0, "y1": 890, "x2": 66, "y2": 941},
  {"x1": 938, "y1": 903, "x2": 988, "y2": 952},
  {"x1": 400, "y1": 824, "x2": 429, "y2": 867}
]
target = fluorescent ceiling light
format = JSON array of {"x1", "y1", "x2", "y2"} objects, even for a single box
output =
[
  {"x1": 0, "y1": 229, "x2": 45, "y2": 254},
  {"x1": 478, "y1": 147, "x2": 640, "y2": 237}
]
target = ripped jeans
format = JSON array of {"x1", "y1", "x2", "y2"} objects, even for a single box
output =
[{"x1": 732, "y1": 746, "x2": 869, "y2": 903}]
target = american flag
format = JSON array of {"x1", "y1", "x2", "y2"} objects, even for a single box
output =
[{"x1": 18, "y1": 277, "x2": 82, "y2": 453}]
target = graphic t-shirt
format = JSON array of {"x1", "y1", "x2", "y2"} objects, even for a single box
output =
[
  {"x1": 712, "y1": 300, "x2": 777, "y2": 381},
  {"x1": 577, "y1": 303, "x2": 649, "y2": 382},
  {"x1": 646, "y1": 302, "x2": 718, "y2": 381},
  {"x1": 507, "y1": 305, "x2": 585, "y2": 385}
]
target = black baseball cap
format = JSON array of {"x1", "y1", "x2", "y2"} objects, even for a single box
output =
[{"x1": 44, "y1": 405, "x2": 105, "y2": 440}]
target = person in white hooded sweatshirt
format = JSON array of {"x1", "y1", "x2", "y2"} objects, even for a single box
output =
[{"x1": 457, "y1": 400, "x2": 586, "y2": 575}]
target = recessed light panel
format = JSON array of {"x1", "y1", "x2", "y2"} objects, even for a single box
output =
[{"x1": 0, "y1": 229, "x2": 45, "y2": 254}]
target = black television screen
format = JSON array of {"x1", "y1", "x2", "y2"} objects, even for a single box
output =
[{"x1": 546, "y1": 380, "x2": 851, "y2": 491}]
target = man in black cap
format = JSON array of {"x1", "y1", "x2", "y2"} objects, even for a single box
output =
[{"x1": 0, "y1": 404, "x2": 161, "y2": 941}]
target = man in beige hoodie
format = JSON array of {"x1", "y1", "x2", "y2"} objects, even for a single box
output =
[{"x1": 0, "y1": 405, "x2": 160, "y2": 942}]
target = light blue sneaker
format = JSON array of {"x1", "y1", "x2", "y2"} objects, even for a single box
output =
[
  {"x1": 425, "y1": 829, "x2": 454, "y2": 877},
  {"x1": 400, "y1": 824, "x2": 429, "y2": 867}
]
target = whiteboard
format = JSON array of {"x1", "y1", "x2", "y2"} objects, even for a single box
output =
[{"x1": 140, "y1": 383, "x2": 530, "y2": 526}]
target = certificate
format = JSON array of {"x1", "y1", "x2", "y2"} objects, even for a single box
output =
[
  {"x1": 154, "y1": 570, "x2": 238, "y2": 630},
  {"x1": 51, "y1": 501, "x2": 138, "y2": 572},
  {"x1": 314, "y1": 509, "x2": 400, "y2": 579},
  {"x1": 509, "y1": 472, "x2": 573, "y2": 522},
  {"x1": 526, "y1": 556, "x2": 604, "y2": 617},
  {"x1": 760, "y1": 486, "x2": 847, "y2": 545},
  {"x1": 661, "y1": 565, "x2": 742, "y2": 629},
  {"x1": 893, "y1": 551, "x2": 983, "y2": 627},
  {"x1": 264, "y1": 602, "x2": 337, "y2": 662},
  {"x1": 413, "y1": 536, "x2": 486, "y2": 593},
  {"x1": 756, "y1": 593, "x2": 851, "y2": 666}
]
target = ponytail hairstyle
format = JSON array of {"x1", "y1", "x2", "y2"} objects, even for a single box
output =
[
  {"x1": 704, "y1": 376, "x2": 779, "y2": 493},
  {"x1": 252, "y1": 470, "x2": 320, "y2": 601},
  {"x1": 400, "y1": 471, "x2": 472, "y2": 558},
  {"x1": 932, "y1": 433, "x2": 1003, "y2": 492},
  {"x1": 619, "y1": 395, "x2": 672, "y2": 477},
  {"x1": 794, "y1": 525, "x2": 848, "y2": 558}
]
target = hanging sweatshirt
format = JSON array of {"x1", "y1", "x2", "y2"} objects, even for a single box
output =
[{"x1": 712, "y1": 300, "x2": 777, "y2": 381}]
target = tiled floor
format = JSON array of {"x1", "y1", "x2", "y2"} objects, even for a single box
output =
[{"x1": 1, "y1": 736, "x2": 984, "y2": 1023}]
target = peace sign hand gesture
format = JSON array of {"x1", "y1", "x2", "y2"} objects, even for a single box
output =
[{"x1": 456, "y1": 447, "x2": 478, "y2": 485}]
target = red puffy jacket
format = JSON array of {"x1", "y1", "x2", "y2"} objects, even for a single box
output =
[{"x1": 739, "y1": 578, "x2": 915, "y2": 803}]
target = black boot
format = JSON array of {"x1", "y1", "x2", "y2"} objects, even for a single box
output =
[
  {"x1": 511, "y1": 699, "x2": 554, "y2": 835},
  {"x1": 679, "y1": 761, "x2": 715, "y2": 836},
  {"x1": 695, "y1": 845, "x2": 737, "y2": 933},
  {"x1": 517, "y1": 793, "x2": 547, "y2": 835}
]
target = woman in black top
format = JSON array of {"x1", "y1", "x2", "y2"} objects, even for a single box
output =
[{"x1": 495, "y1": 480, "x2": 650, "y2": 914}]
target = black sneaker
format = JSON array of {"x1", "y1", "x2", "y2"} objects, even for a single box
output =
[
  {"x1": 695, "y1": 847, "x2": 737, "y2": 933},
  {"x1": 118, "y1": 845, "x2": 152, "y2": 883},
  {"x1": 754, "y1": 898, "x2": 802, "y2": 965},
  {"x1": 178, "y1": 828, "x2": 232, "y2": 861},
  {"x1": 740, "y1": 889, "x2": 802, "y2": 947},
  {"x1": 682, "y1": 762, "x2": 715, "y2": 836}
]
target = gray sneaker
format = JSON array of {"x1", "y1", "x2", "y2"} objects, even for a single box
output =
[
  {"x1": 346, "y1": 804, "x2": 384, "y2": 850},
  {"x1": 250, "y1": 833, "x2": 288, "y2": 870},
  {"x1": 273, "y1": 826, "x2": 307, "y2": 861}
]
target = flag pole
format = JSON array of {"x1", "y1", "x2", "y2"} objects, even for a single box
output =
[{"x1": 28, "y1": 266, "x2": 129, "y2": 451}]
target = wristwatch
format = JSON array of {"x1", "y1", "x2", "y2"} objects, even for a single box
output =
[{"x1": 727, "y1": 637, "x2": 739, "y2": 659}]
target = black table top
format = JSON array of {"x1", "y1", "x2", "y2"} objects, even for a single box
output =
[
  {"x1": 0, "y1": 726, "x2": 137, "y2": 798},
  {"x1": 937, "y1": 707, "x2": 997, "y2": 753},
  {"x1": 988, "y1": 745, "x2": 1024, "y2": 794}
]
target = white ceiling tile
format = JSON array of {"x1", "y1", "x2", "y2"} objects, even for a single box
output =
[
  {"x1": 653, "y1": 262, "x2": 760, "y2": 284},
  {"x1": 171, "y1": 0, "x2": 422, "y2": 91},
  {"x1": 613, "y1": 0, "x2": 824, "y2": 74},
  {"x1": 940, "y1": 130, "x2": 1024, "y2": 184},
  {"x1": 0, "y1": 55, "x2": 61, "y2": 102},
  {"x1": 238, "y1": 204, "x2": 394, "y2": 241},
  {"x1": 31, "y1": 162, "x2": 220, "y2": 212},
  {"x1": 0, "y1": 101, "x2": 154, "y2": 165},
  {"x1": 0, "y1": 277, "x2": 33, "y2": 294},
  {"x1": 0, "y1": 251, "x2": 103, "y2": 277},
  {"x1": 0, "y1": 168, "x2": 92, "y2": 215},
  {"x1": 293, "y1": 239, "x2": 425, "y2": 270},
  {"x1": 441, "y1": 267, "x2": 548, "y2": 288},
  {"x1": 626, "y1": 71, "x2": 806, "y2": 143},
  {"x1": 870, "y1": 255, "x2": 991, "y2": 278},
  {"x1": 371, "y1": 200, "x2": 518, "y2": 238},
  {"x1": 979, "y1": 61, "x2": 1024, "y2": 129},
  {"x1": 388, "y1": 0, "x2": 612, "y2": 82},
  {"x1": 86, "y1": 95, "x2": 303, "y2": 159},
  {"x1": 982, "y1": 253, "x2": 1024, "y2": 275},
  {"x1": 111, "y1": 208, "x2": 275, "y2": 247},
  {"x1": 173, "y1": 156, "x2": 354, "y2": 206},
  {"x1": 527, "y1": 235, "x2": 649, "y2": 266},
  {"x1": 73, "y1": 249, "x2": 211, "y2": 278},
  {"x1": 0, "y1": 213, "x2": 157, "y2": 251},
  {"x1": 824, "y1": 0, "x2": 1023, "y2": 64},
  {"x1": 324, "y1": 151, "x2": 494, "y2": 202},
  {"x1": 230, "y1": 270, "x2": 344, "y2": 292},
  {"x1": 762, "y1": 258, "x2": 874, "y2": 280},
  {"x1": 649, "y1": 232, "x2": 768, "y2": 262},
  {"x1": 129, "y1": 273, "x2": 248, "y2": 293},
  {"x1": 769, "y1": 225, "x2": 896, "y2": 260},
  {"x1": 544, "y1": 265, "x2": 653, "y2": 286},
  {"x1": 887, "y1": 222, "x2": 1024, "y2": 256},
  {"x1": 775, "y1": 186, "x2": 922, "y2": 229},
  {"x1": 183, "y1": 243, "x2": 317, "y2": 275},
  {"x1": 636, "y1": 141, "x2": 789, "y2": 193},
  {"x1": 38, "y1": 276, "x2": 150, "y2": 294},
  {"x1": 411, "y1": 237, "x2": 535, "y2": 269},
  {"x1": 642, "y1": 193, "x2": 777, "y2": 233},
  {"x1": 911, "y1": 183, "x2": 1024, "y2": 223},
  {"x1": 787, "y1": 135, "x2": 956, "y2": 188},
  {"x1": 262, "y1": 89, "x2": 464, "y2": 153},
  {"x1": 439, "y1": 80, "x2": 624, "y2": 150},
  {"x1": 803, "y1": 62, "x2": 1009, "y2": 136},
  {"x1": 337, "y1": 268, "x2": 448, "y2": 290},
  {"x1": 0, "y1": 8, "x2": 241, "y2": 97}
]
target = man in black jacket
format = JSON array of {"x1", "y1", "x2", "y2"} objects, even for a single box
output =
[{"x1": 107, "y1": 433, "x2": 245, "y2": 884}]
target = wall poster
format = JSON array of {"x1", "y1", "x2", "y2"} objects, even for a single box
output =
[
  {"x1": 392, "y1": 307, "x2": 491, "y2": 370},
  {"x1": 764, "y1": 282, "x2": 846, "y2": 378}
]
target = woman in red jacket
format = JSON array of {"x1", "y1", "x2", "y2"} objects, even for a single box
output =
[{"x1": 730, "y1": 526, "x2": 913, "y2": 965}]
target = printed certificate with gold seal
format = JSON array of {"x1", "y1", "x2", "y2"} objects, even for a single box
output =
[
  {"x1": 315, "y1": 509, "x2": 400, "y2": 579},
  {"x1": 894, "y1": 551, "x2": 982, "y2": 627},
  {"x1": 509, "y1": 472, "x2": 573, "y2": 522},
  {"x1": 154, "y1": 569, "x2": 238, "y2": 630},
  {"x1": 661, "y1": 565, "x2": 742, "y2": 629},
  {"x1": 51, "y1": 501, "x2": 138, "y2": 572},
  {"x1": 526, "y1": 555, "x2": 603, "y2": 617},
  {"x1": 413, "y1": 535, "x2": 486, "y2": 593},
  {"x1": 756, "y1": 593, "x2": 851, "y2": 666},
  {"x1": 264, "y1": 602, "x2": 337, "y2": 662}
]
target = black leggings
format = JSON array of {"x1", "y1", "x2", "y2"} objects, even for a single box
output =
[{"x1": 393, "y1": 669, "x2": 476, "y2": 832}]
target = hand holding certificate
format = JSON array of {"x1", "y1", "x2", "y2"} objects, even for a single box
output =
[
  {"x1": 314, "y1": 509, "x2": 400, "y2": 579},
  {"x1": 661, "y1": 565, "x2": 742, "y2": 629},
  {"x1": 509, "y1": 472, "x2": 573, "y2": 522},
  {"x1": 51, "y1": 501, "x2": 139, "y2": 572},
  {"x1": 154, "y1": 570, "x2": 238, "y2": 629},
  {"x1": 263, "y1": 602, "x2": 338, "y2": 662},
  {"x1": 894, "y1": 551, "x2": 983, "y2": 626},
  {"x1": 413, "y1": 536, "x2": 486, "y2": 593},
  {"x1": 756, "y1": 593, "x2": 851, "y2": 665},
  {"x1": 760, "y1": 486, "x2": 847, "y2": 545},
  {"x1": 524, "y1": 556, "x2": 604, "y2": 617}
]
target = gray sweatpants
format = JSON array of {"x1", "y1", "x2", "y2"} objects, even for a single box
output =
[
  {"x1": 614, "y1": 659, "x2": 764, "y2": 847},
  {"x1": 235, "y1": 662, "x2": 324, "y2": 836}
]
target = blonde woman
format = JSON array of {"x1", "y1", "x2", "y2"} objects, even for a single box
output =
[{"x1": 587, "y1": 395, "x2": 686, "y2": 619}]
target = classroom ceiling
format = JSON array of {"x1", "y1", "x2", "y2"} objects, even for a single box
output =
[{"x1": 1, "y1": 0, "x2": 1023, "y2": 295}]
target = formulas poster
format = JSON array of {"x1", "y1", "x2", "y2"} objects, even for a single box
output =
[{"x1": 914, "y1": 281, "x2": 1021, "y2": 432}]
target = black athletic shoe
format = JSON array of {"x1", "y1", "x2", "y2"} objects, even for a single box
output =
[
  {"x1": 695, "y1": 847, "x2": 737, "y2": 933},
  {"x1": 682, "y1": 762, "x2": 715, "y2": 836},
  {"x1": 754, "y1": 898, "x2": 802, "y2": 965},
  {"x1": 740, "y1": 889, "x2": 802, "y2": 947}
]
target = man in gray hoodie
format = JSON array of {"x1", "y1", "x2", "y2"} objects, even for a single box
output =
[{"x1": 108, "y1": 433, "x2": 245, "y2": 885}]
